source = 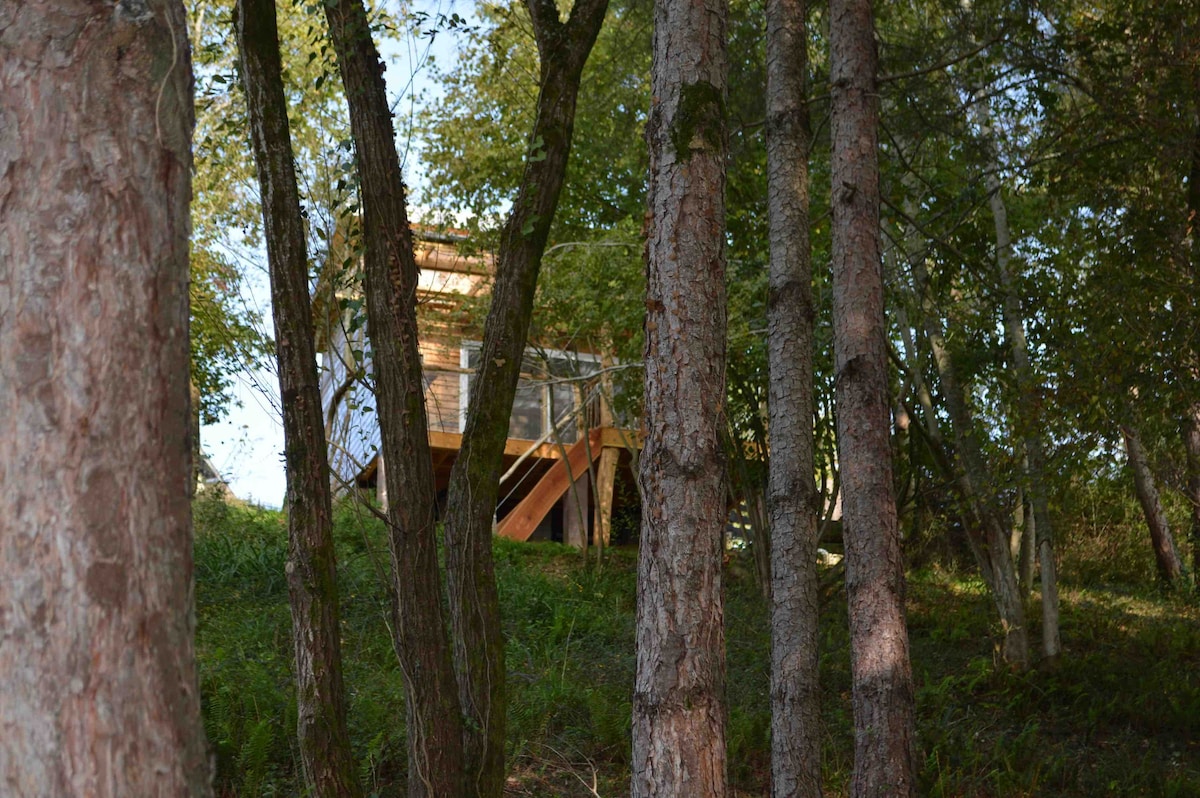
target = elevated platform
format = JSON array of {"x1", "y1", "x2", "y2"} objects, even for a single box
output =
[{"x1": 363, "y1": 426, "x2": 641, "y2": 548}]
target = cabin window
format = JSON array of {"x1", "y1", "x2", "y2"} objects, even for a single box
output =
[{"x1": 460, "y1": 344, "x2": 600, "y2": 442}]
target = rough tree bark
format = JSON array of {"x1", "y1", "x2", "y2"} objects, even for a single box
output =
[
  {"x1": 630, "y1": 0, "x2": 730, "y2": 793},
  {"x1": 764, "y1": 0, "x2": 822, "y2": 791},
  {"x1": 236, "y1": 3, "x2": 362, "y2": 795},
  {"x1": 1121, "y1": 425, "x2": 1186, "y2": 585},
  {"x1": 829, "y1": 0, "x2": 918, "y2": 792},
  {"x1": 0, "y1": 2, "x2": 211, "y2": 795},
  {"x1": 439, "y1": 0, "x2": 609, "y2": 792},
  {"x1": 322, "y1": 2, "x2": 466, "y2": 795}
]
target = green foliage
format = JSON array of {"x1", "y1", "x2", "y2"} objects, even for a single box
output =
[
  {"x1": 189, "y1": 246, "x2": 273, "y2": 425},
  {"x1": 194, "y1": 495, "x2": 296, "y2": 794},
  {"x1": 189, "y1": 0, "x2": 1200, "y2": 790},
  {"x1": 1056, "y1": 468, "x2": 1196, "y2": 589},
  {"x1": 494, "y1": 539, "x2": 636, "y2": 763},
  {"x1": 188, "y1": 0, "x2": 362, "y2": 422},
  {"x1": 418, "y1": 0, "x2": 651, "y2": 238},
  {"x1": 909, "y1": 570, "x2": 1200, "y2": 797},
  {"x1": 530, "y1": 219, "x2": 645, "y2": 420},
  {"x1": 195, "y1": 490, "x2": 1200, "y2": 795},
  {"x1": 722, "y1": 558, "x2": 772, "y2": 786}
]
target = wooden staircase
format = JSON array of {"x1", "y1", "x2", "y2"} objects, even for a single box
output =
[{"x1": 496, "y1": 429, "x2": 604, "y2": 542}]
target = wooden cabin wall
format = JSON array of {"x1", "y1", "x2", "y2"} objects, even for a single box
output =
[{"x1": 420, "y1": 338, "x2": 463, "y2": 434}]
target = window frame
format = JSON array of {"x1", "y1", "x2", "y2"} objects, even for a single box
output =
[{"x1": 458, "y1": 342, "x2": 601, "y2": 441}]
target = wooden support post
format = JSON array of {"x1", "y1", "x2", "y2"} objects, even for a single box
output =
[
  {"x1": 592, "y1": 354, "x2": 619, "y2": 548},
  {"x1": 564, "y1": 469, "x2": 591, "y2": 549},
  {"x1": 594, "y1": 447, "x2": 619, "y2": 547}
]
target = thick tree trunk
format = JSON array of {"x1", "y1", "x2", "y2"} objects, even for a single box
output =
[
  {"x1": 763, "y1": 0, "x2": 822, "y2": 792},
  {"x1": 1184, "y1": 407, "x2": 1200, "y2": 579},
  {"x1": 1122, "y1": 425, "x2": 1186, "y2": 585},
  {"x1": 0, "y1": 3, "x2": 211, "y2": 795},
  {"x1": 829, "y1": 0, "x2": 918, "y2": 793},
  {"x1": 236, "y1": 4, "x2": 361, "y2": 795},
  {"x1": 440, "y1": 0, "x2": 608, "y2": 793},
  {"x1": 322, "y1": 3, "x2": 466, "y2": 795},
  {"x1": 631, "y1": 0, "x2": 730, "y2": 793}
]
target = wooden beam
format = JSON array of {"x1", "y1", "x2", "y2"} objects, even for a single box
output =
[
  {"x1": 496, "y1": 429, "x2": 605, "y2": 541},
  {"x1": 428, "y1": 429, "x2": 568, "y2": 460},
  {"x1": 598, "y1": 426, "x2": 643, "y2": 450}
]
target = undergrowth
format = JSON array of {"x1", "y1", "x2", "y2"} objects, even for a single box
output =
[{"x1": 194, "y1": 493, "x2": 1200, "y2": 796}]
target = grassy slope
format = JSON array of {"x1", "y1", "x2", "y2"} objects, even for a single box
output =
[{"x1": 194, "y1": 494, "x2": 1200, "y2": 797}]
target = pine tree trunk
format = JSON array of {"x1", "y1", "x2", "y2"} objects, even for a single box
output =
[
  {"x1": 0, "y1": 3, "x2": 210, "y2": 794},
  {"x1": 631, "y1": 0, "x2": 730, "y2": 792},
  {"x1": 1122, "y1": 425, "x2": 1186, "y2": 585},
  {"x1": 764, "y1": 0, "x2": 822, "y2": 791},
  {"x1": 440, "y1": 0, "x2": 608, "y2": 793},
  {"x1": 829, "y1": 0, "x2": 918, "y2": 792},
  {"x1": 236, "y1": 3, "x2": 362, "y2": 794},
  {"x1": 322, "y1": 2, "x2": 466, "y2": 795}
]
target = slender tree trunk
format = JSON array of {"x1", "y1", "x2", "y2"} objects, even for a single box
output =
[
  {"x1": 893, "y1": 298, "x2": 944, "y2": 455},
  {"x1": 974, "y1": 103, "x2": 1061, "y2": 659},
  {"x1": 631, "y1": 0, "x2": 730, "y2": 792},
  {"x1": 829, "y1": 0, "x2": 917, "y2": 792},
  {"x1": 908, "y1": 254, "x2": 1029, "y2": 667},
  {"x1": 322, "y1": 3, "x2": 466, "y2": 795},
  {"x1": 1183, "y1": 407, "x2": 1200, "y2": 580},
  {"x1": 440, "y1": 0, "x2": 608, "y2": 793},
  {"x1": 1122, "y1": 425, "x2": 1186, "y2": 585},
  {"x1": 1010, "y1": 484, "x2": 1024, "y2": 562},
  {"x1": 236, "y1": 4, "x2": 361, "y2": 795},
  {"x1": 0, "y1": 3, "x2": 211, "y2": 794},
  {"x1": 764, "y1": 0, "x2": 822, "y2": 792},
  {"x1": 1184, "y1": 120, "x2": 1200, "y2": 581},
  {"x1": 1018, "y1": 491, "x2": 1037, "y2": 597}
]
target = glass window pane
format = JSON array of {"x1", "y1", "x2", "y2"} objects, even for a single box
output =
[
  {"x1": 550, "y1": 383, "x2": 577, "y2": 443},
  {"x1": 509, "y1": 379, "x2": 543, "y2": 440}
]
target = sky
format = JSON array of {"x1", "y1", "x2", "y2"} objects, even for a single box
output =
[{"x1": 200, "y1": 1, "x2": 467, "y2": 508}]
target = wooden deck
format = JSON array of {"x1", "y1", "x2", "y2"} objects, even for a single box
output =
[{"x1": 319, "y1": 230, "x2": 641, "y2": 546}]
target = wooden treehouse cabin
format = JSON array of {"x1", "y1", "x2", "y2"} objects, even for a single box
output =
[{"x1": 315, "y1": 229, "x2": 639, "y2": 547}]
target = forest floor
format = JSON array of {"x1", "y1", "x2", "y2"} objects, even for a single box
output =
[{"x1": 194, "y1": 494, "x2": 1200, "y2": 797}]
